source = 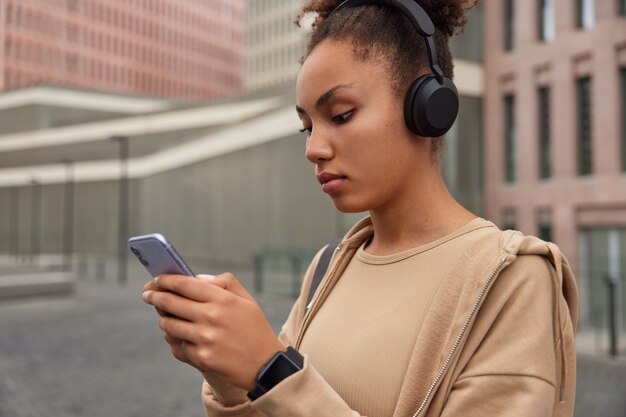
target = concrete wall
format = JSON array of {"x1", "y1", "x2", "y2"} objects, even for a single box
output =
[
  {"x1": 0, "y1": 134, "x2": 355, "y2": 270},
  {"x1": 0, "y1": 95, "x2": 483, "y2": 273},
  {"x1": 136, "y1": 134, "x2": 344, "y2": 268}
]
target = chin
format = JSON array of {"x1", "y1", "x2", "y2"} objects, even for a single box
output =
[{"x1": 330, "y1": 195, "x2": 371, "y2": 214}]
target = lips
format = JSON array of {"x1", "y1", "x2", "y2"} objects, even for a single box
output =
[{"x1": 317, "y1": 172, "x2": 347, "y2": 194}]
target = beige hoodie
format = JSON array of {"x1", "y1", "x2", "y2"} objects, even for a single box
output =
[{"x1": 202, "y1": 217, "x2": 578, "y2": 417}]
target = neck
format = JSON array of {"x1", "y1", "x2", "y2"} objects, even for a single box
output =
[{"x1": 366, "y1": 169, "x2": 476, "y2": 256}]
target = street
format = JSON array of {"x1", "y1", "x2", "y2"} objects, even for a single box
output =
[{"x1": 0, "y1": 265, "x2": 624, "y2": 417}]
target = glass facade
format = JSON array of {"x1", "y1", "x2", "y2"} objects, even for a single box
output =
[{"x1": 577, "y1": 76, "x2": 593, "y2": 176}]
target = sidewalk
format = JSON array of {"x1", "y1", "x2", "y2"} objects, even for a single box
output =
[
  {"x1": 0, "y1": 263, "x2": 293, "y2": 417},
  {"x1": 575, "y1": 353, "x2": 626, "y2": 417},
  {"x1": 0, "y1": 264, "x2": 624, "y2": 417}
]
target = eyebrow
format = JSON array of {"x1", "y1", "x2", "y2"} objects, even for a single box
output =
[{"x1": 296, "y1": 82, "x2": 355, "y2": 115}]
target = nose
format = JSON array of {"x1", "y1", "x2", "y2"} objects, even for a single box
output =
[{"x1": 305, "y1": 129, "x2": 334, "y2": 164}]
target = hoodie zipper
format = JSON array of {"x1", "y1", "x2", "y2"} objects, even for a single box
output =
[{"x1": 412, "y1": 256, "x2": 507, "y2": 417}]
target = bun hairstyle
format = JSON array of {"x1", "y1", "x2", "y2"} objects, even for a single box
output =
[{"x1": 296, "y1": 0, "x2": 478, "y2": 150}]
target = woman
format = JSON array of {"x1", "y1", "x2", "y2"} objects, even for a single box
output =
[{"x1": 142, "y1": 1, "x2": 578, "y2": 416}]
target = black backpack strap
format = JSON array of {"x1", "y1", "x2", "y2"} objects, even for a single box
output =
[{"x1": 305, "y1": 238, "x2": 341, "y2": 310}]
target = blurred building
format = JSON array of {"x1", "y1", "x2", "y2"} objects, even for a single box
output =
[
  {"x1": 245, "y1": 0, "x2": 309, "y2": 91},
  {"x1": 484, "y1": 0, "x2": 626, "y2": 332},
  {"x1": 0, "y1": 84, "x2": 333, "y2": 271},
  {"x1": 0, "y1": 2, "x2": 486, "y2": 280},
  {"x1": 0, "y1": 0, "x2": 245, "y2": 100},
  {"x1": 245, "y1": 0, "x2": 485, "y2": 213}
]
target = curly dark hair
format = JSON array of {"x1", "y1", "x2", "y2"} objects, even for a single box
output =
[{"x1": 296, "y1": 0, "x2": 478, "y2": 146}]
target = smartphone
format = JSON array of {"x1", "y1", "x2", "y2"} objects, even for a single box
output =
[{"x1": 128, "y1": 233, "x2": 195, "y2": 277}]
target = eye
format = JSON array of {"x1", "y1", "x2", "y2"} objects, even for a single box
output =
[
  {"x1": 299, "y1": 127, "x2": 312, "y2": 137},
  {"x1": 331, "y1": 110, "x2": 353, "y2": 123}
]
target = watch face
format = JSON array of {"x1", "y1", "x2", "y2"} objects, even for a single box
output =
[{"x1": 257, "y1": 353, "x2": 301, "y2": 391}]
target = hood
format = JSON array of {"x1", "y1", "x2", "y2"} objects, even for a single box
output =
[{"x1": 501, "y1": 230, "x2": 579, "y2": 403}]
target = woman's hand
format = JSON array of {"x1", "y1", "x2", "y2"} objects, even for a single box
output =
[
  {"x1": 142, "y1": 273, "x2": 285, "y2": 391},
  {"x1": 142, "y1": 275, "x2": 224, "y2": 371}
]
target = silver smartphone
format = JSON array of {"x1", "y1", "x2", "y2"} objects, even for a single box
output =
[{"x1": 128, "y1": 233, "x2": 195, "y2": 277}]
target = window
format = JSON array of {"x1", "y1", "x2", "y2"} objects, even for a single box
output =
[
  {"x1": 538, "y1": 0, "x2": 555, "y2": 41},
  {"x1": 538, "y1": 86, "x2": 551, "y2": 179},
  {"x1": 576, "y1": 0, "x2": 595, "y2": 29},
  {"x1": 503, "y1": 212, "x2": 517, "y2": 231},
  {"x1": 504, "y1": 95, "x2": 516, "y2": 183},
  {"x1": 504, "y1": 0, "x2": 515, "y2": 51},
  {"x1": 579, "y1": 228, "x2": 626, "y2": 332},
  {"x1": 538, "y1": 212, "x2": 553, "y2": 242},
  {"x1": 577, "y1": 76, "x2": 593, "y2": 176},
  {"x1": 621, "y1": 68, "x2": 626, "y2": 173}
]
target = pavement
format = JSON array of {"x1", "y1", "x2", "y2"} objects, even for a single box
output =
[{"x1": 0, "y1": 261, "x2": 625, "y2": 417}]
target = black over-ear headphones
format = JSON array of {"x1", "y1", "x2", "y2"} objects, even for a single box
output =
[{"x1": 328, "y1": 0, "x2": 459, "y2": 137}]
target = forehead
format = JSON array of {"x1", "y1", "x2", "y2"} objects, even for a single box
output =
[{"x1": 296, "y1": 40, "x2": 389, "y2": 106}]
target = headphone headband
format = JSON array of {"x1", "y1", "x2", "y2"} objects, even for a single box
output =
[{"x1": 329, "y1": 0, "x2": 443, "y2": 83}]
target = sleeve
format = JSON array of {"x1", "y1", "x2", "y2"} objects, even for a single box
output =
[{"x1": 439, "y1": 255, "x2": 560, "y2": 417}]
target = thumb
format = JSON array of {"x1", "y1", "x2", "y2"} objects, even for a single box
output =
[{"x1": 210, "y1": 272, "x2": 254, "y2": 301}]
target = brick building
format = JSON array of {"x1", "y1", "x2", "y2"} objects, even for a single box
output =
[
  {"x1": 0, "y1": 0, "x2": 245, "y2": 99},
  {"x1": 484, "y1": 0, "x2": 626, "y2": 331}
]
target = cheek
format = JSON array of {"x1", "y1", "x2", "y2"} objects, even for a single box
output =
[{"x1": 376, "y1": 152, "x2": 413, "y2": 185}]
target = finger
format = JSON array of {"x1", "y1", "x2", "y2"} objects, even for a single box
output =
[
  {"x1": 154, "y1": 306, "x2": 167, "y2": 317},
  {"x1": 210, "y1": 273, "x2": 254, "y2": 301},
  {"x1": 155, "y1": 274, "x2": 226, "y2": 302},
  {"x1": 158, "y1": 315, "x2": 201, "y2": 344},
  {"x1": 144, "y1": 290, "x2": 202, "y2": 321},
  {"x1": 197, "y1": 274, "x2": 228, "y2": 290},
  {"x1": 143, "y1": 279, "x2": 160, "y2": 292},
  {"x1": 164, "y1": 333, "x2": 193, "y2": 365},
  {"x1": 164, "y1": 333, "x2": 184, "y2": 346}
]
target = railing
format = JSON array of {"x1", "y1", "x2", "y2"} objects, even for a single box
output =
[
  {"x1": 253, "y1": 248, "x2": 317, "y2": 298},
  {"x1": 576, "y1": 268, "x2": 625, "y2": 356}
]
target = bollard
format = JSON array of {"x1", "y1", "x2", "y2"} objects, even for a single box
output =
[
  {"x1": 605, "y1": 275, "x2": 619, "y2": 356},
  {"x1": 112, "y1": 136, "x2": 129, "y2": 286},
  {"x1": 62, "y1": 160, "x2": 75, "y2": 272},
  {"x1": 254, "y1": 254, "x2": 263, "y2": 294},
  {"x1": 96, "y1": 257, "x2": 106, "y2": 283},
  {"x1": 78, "y1": 256, "x2": 88, "y2": 280}
]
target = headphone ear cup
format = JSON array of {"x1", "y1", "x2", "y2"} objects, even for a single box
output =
[{"x1": 404, "y1": 74, "x2": 459, "y2": 137}]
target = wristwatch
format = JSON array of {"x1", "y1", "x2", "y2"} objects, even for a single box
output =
[{"x1": 247, "y1": 346, "x2": 304, "y2": 401}]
